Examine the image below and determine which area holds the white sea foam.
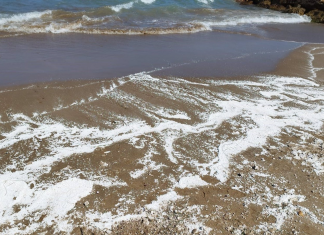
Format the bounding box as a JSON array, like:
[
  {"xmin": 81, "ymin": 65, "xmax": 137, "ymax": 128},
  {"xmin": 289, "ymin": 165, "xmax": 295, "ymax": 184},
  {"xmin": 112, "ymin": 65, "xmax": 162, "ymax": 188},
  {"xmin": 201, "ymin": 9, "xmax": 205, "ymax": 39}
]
[
  {"xmin": 45, "ymin": 22, "xmax": 83, "ymax": 33},
  {"xmin": 0, "ymin": 6, "xmax": 312, "ymax": 37},
  {"xmin": 140, "ymin": 0, "xmax": 156, "ymax": 4},
  {"xmin": 0, "ymin": 178, "xmax": 93, "ymax": 233},
  {"xmin": 197, "ymin": 0, "xmax": 214, "ymax": 4},
  {"xmin": 199, "ymin": 14, "xmax": 311, "ymax": 29},
  {"xmin": 146, "ymin": 191, "xmax": 182, "ymax": 211},
  {"xmin": 176, "ymin": 175, "xmax": 208, "ymax": 188},
  {"xmin": 111, "ymin": 2, "xmax": 134, "ymax": 12},
  {"xmin": 0, "ymin": 10, "xmax": 52, "ymax": 25}
]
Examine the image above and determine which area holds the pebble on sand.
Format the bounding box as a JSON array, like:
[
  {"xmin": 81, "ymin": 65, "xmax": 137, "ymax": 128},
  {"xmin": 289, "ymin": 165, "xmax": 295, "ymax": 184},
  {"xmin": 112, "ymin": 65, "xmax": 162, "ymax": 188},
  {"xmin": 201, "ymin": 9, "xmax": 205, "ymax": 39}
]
[{"xmin": 297, "ymin": 211, "xmax": 304, "ymax": 216}]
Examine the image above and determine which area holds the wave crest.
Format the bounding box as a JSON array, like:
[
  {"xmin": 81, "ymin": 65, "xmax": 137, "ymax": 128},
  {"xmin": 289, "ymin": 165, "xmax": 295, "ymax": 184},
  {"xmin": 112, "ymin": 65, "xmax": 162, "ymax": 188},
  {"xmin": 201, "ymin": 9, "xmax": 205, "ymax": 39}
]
[
  {"xmin": 0, "ymin": 7, "xmax": 312, "ymax": 37},
  {"xmin": 198, "ymin": 14, "xmax": 311, "ymax": 28},
  {"xmin": 0, "ymin": 10, "xmax": 52, "ymax": 24}
]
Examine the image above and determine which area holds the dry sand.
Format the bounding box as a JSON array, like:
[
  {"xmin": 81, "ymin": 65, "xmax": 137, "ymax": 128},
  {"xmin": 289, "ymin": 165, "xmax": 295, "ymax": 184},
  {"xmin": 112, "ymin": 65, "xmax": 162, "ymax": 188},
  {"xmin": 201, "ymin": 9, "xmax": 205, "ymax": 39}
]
[{"xmin": 0, "ymin": 43, "xmax": 323, "ymax": 235}]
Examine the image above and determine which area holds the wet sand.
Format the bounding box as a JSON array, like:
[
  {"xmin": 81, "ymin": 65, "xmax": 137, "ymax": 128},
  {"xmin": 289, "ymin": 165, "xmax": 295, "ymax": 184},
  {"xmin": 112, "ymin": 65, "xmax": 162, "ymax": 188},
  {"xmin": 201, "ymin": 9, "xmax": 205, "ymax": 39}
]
[{"xmin": 0, "ymin": 30, "xmax": 324, "ymax": 235}]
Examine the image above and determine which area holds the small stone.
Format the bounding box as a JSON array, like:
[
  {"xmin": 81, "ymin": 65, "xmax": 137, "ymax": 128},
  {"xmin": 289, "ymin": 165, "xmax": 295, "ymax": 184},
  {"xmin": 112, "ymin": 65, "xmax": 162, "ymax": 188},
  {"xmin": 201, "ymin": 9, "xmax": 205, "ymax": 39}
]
[
  {"xmin": 269, "ymin": 228, "xmax": 275, "ymax": 233},
  {"xmin": 297, "ymin": 211, "xmax": 304, "ymax": 216},
  {"xmin": 96, "ymin": 191, "xmax": 99, "ymax": 194},
  {"xmin": 252, "ymin": 164, "xmax": 258, "ymax": 170},
  {"xmin": 83, "ymin": 201, "xmax": 89, "ymax": 207}
]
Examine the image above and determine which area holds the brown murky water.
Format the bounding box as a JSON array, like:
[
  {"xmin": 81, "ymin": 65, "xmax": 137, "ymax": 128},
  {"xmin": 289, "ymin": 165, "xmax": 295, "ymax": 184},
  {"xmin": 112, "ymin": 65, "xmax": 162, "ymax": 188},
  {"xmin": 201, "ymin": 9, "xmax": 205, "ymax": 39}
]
[{"xmin": 0, "ymin": 30, "xmax": 301, "ymax": 87}]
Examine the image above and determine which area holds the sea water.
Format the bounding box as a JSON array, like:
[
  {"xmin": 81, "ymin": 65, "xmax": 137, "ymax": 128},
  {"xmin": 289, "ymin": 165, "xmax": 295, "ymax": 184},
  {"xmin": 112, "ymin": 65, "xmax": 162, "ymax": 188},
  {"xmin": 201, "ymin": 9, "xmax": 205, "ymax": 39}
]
[{"xmin": 0, "ymin": 0, "xmax": 311, "ymax": 36}]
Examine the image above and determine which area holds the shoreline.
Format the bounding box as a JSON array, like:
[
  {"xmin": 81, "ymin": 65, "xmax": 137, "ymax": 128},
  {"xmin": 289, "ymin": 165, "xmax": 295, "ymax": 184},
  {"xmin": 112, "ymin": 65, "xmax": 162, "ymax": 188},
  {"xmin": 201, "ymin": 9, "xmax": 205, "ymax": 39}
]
[{"xmin": 0, "ymin": 28, "xmax": 312, "ymax": 88}]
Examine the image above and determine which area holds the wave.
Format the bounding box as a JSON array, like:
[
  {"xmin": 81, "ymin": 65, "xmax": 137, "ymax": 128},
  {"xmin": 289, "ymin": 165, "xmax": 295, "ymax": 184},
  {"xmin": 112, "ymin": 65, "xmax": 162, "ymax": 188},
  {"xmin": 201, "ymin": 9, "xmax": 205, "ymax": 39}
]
[
  {"xmin": 0, "ymin": 7, "xmax": 312, "ymax": 37},
  {"xmin": 109, "ymin": 0, "xmax": 156, "ymax": 12},
  {"xmin": 0, "ymin": 23, "xmax": 206, "ymax": 35},
  {"xmin": 197, "ymin": 0, "xmax": 214, "ymax": 4},
  {"xmin": 199, "ymin": 14, "xmax": 311, "ymax": 28},
  {"xmin": 0, "ymin": 10, "xmax": 52, "ymax": 25},
  {"xmin": 140, "ymin": 0, "xmax": 156, "ymax": 4},
  {"xmin": 110, "ymin": 2, "xmax": 135, "ymax": 12}
]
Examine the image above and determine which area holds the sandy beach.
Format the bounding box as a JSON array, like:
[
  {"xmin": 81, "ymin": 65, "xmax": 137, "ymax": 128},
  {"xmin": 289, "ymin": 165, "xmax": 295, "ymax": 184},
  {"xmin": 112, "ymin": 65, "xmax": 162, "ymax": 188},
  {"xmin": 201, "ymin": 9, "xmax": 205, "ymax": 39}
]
[{"xmin": 0, "ymin": 25, "xmax": 323, "ymax": 235}]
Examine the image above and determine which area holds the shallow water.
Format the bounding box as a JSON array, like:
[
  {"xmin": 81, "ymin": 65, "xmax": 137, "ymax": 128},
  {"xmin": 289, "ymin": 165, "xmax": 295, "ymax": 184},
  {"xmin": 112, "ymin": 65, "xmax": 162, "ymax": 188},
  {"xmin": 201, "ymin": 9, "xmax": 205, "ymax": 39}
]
[
  {"xmin": 0, "ymin": 0, "xmax": 321, "ymax": 87},
  {"xmin": 0, "ymin": 31, "xmax": 302, "ymax": 86}
]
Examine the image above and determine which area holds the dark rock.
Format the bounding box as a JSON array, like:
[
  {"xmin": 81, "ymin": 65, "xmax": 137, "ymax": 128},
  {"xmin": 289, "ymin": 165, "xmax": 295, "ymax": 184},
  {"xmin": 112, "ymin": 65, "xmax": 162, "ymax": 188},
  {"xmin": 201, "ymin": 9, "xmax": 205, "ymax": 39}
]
[
  {"xmin": 307, "ymin": 9, "xmax": 324, "ymax": 22},
  {"xmin": 236, "ymin": 0, "xmax": 253, "ymax": 5},
  {"xmin": 283, "ymin": 5, "xmax": 306, "ymax": 15},
  {"xmin": 269, "ymin": 4, "xmax": 287, "ymax": 11},
  {"xmin": 257, "ymin": 0, "xmax": 272, "ymax": 8},
  {"xmin": 241, "ymin": 0, "xmax": 324, "ymax": 24},
  {"xmin": 242, "ymin": 1, "xmax": 254, "ymax": 5}
]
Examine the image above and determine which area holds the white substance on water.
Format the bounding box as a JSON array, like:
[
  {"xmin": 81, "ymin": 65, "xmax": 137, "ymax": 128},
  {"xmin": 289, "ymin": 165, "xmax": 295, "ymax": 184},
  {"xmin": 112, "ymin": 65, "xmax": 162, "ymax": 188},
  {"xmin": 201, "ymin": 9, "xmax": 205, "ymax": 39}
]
[
  {"xmin": 111, "ymin": 2, "xmax": 134, "ymax": 12},
  {"xmin": 199, "ymin": 13, "xmax": 311, "ymax": 29}
]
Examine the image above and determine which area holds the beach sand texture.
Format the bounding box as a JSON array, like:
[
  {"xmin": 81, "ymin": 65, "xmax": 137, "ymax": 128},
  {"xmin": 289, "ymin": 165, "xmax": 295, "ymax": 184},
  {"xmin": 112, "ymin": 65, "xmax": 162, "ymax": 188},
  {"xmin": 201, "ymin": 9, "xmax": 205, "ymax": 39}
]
[
  {"xmin": 0, "ymin": 41, "xmax": 323, "ymax": 234},
  {"xmin": 0, "ymin": 1, "xmax": 324, "ymax": 234}
]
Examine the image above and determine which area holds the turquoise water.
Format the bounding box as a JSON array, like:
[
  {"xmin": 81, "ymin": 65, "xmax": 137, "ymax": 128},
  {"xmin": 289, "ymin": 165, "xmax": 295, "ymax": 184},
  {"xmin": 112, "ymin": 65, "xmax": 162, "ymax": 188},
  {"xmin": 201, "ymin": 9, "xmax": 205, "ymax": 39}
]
[
  {"xmin": 0, "ymin": 0, "xmax": 245, "ymax": 13},
  {"xmin": 0, "ymin": 0, "xmax": 311, "ymax": 36}
]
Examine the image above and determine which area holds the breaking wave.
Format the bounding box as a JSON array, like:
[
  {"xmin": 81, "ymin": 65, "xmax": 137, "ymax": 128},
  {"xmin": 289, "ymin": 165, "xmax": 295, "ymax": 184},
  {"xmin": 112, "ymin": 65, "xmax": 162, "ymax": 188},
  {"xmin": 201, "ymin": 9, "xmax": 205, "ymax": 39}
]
[
  {"xmin": 0, "ymin": 5, "xmax": 311, "ymax": 37},
  {"xmin": 199, "ymin": 14, "xmax": 311, "ymax": 28}
]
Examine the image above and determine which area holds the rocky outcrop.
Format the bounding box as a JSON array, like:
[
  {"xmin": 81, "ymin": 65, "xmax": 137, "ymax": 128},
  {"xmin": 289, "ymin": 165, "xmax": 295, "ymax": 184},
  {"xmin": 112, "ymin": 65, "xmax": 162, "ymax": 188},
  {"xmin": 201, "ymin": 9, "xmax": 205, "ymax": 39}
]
[
  {"xmin": 237, "ymin": 0, "xmax": 324, "ymax": 23},
  {"xmin": 307, "ymin": 9, "xmax": 324, "ymax": 22}
]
